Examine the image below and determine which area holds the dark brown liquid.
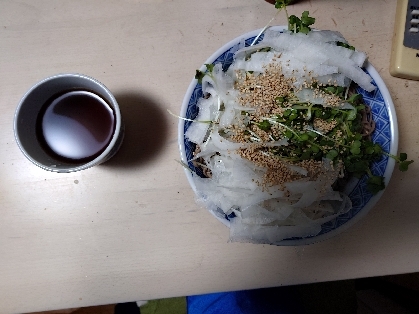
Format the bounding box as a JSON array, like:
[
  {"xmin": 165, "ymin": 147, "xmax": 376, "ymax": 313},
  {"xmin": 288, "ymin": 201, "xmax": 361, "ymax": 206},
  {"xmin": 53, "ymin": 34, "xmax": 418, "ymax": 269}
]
[{"xmin": 37, "ymin": 90, "xmax": 115, "ymax": 163}]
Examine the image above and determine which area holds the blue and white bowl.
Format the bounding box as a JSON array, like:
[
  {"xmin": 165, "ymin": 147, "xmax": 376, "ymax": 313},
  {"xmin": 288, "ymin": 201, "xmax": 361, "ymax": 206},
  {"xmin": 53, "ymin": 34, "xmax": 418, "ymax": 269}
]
[{"xmin": 178, "ymin": 26, "xmax": 398, "ymax": 245}]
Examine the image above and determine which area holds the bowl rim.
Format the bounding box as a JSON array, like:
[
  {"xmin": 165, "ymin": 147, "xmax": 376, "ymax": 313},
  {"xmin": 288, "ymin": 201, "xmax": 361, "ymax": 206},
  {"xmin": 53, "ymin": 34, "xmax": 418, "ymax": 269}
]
[{"xmin": 178, "ymin": 26, "xmax": 398, "ymax": 246}]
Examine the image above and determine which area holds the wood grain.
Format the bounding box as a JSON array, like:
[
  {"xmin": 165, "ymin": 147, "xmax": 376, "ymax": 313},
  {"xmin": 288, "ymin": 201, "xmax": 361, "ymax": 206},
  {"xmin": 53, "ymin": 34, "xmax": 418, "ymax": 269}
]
[{"xmin": 1, "ymin": 0, "xmax": 419, "ymax": 313}]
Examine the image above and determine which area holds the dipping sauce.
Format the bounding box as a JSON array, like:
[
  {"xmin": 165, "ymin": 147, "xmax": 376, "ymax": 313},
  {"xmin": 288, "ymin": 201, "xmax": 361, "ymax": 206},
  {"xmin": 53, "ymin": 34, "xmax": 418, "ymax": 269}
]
[{"xmin": 37, "ymin": 90, "xmax": 115, "ymax": 162}]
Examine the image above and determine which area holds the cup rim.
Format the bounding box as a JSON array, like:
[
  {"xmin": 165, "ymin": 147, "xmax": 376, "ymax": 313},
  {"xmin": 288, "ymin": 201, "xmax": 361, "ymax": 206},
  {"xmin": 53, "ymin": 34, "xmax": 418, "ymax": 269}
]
[{"xmin": 13, "ymin": 73, "xmax": 123, "ymax": 172}]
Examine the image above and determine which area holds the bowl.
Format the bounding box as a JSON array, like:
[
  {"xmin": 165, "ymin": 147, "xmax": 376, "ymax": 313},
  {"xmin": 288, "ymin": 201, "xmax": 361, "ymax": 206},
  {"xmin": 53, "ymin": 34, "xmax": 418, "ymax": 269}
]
[{"xmin": 178, "ymin": 26, "xmax": 398, "ymax": 245}]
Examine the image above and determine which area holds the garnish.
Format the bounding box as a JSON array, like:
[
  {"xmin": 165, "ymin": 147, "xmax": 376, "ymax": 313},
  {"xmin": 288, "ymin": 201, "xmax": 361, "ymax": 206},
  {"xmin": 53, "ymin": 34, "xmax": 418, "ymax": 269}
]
[
  {"xmin": 384, "ymin": 152, "xmax": 414, "ymax": 172},
  {"xmin": 255, "ymin": 87, "xmax": 411, "ymax": 194},
  {"xmin": 288, "ymin": 11, "xmax": 316, "ymax": 34},
  {"xmin": 274, "ymin": 0, "xmax": 293, "ymax": 10},
  {"xmin": 337, "ymin": 41, "xmax": 356, "ymax": 51},
  {"xmin": 251, "ymin": 1, "xmax": 315, "ymax": 45},
  {"xmin": 195, "ymin": 64, "xmax": 215, "ymax": 84}
]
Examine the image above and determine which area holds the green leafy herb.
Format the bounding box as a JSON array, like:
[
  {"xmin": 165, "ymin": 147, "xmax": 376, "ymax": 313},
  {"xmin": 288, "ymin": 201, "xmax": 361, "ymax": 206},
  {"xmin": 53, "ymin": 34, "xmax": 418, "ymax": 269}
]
[
  {"xmin": 383, "ymin": 152, "xmax": 414, "ymax": 172},
  {"xmin": 366, "ymin": 175, "xmax": 385, "ymax": 194},
  {"xmin": 288, "ymin": 11, "xmax": 315, "ymax": 34},
  {"xmin": 205, "ymin": 63, "xmax": 214, "ymax": 72},
  {"xmin": 347, "ymin": 93, "xmax": 362, "ymax": 104},
  {"xmin": 326, "ymin": 149, "xmax": 339, "ymax": 160},
  {"xmin": 264, "ymin": 90, "xmax": 414, "ymax": 194},
  {"xmin": 195, "ymin": 64, "xmax": 215, "ymax": 84},
  {"xmin": 274, "ymin": 0, "xmax": 293, "ymax": 9},
  {"xmin": 252, "ymin": 2, "xmax": 314, "ymax": 47},
  {"xmin": 275, "ymin": 96, "xmax": 287, "ymax": 104},
  {"xmin": 337, "ymin": 41, "xmax": 355, "ymax": 51},
  {"xmin": 257, "ymin": 120, "xmax": 272, "ymax": 131},
  {"xmin": 195, "ymin": 70, "xmax": 205, "ymax": 84},
  {"xmin": 350, "ymin": 140, "xmax": 361, "ymax": 155}
]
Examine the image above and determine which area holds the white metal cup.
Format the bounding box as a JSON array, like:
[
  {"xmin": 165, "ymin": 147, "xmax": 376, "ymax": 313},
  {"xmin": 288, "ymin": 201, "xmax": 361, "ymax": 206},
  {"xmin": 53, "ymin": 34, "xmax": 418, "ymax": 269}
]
[{"xmin": 13, "ymin": 73, "xmax": 124, "ymax": 172}]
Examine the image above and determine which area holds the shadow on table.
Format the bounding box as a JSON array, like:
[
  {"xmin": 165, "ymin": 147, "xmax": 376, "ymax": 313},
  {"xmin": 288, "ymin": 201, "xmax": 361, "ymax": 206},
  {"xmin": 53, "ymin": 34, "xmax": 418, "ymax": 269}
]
[{"xmin": 102, "ymin": 92, "xmax": 169, "ymax": 169}]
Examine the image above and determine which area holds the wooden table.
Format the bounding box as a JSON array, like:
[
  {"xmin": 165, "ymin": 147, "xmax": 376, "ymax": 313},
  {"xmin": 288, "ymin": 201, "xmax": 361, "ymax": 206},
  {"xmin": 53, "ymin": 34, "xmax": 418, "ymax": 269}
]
[{"xmin": 1, "ymin": 0, "xmax": 419, "ymax": 313}]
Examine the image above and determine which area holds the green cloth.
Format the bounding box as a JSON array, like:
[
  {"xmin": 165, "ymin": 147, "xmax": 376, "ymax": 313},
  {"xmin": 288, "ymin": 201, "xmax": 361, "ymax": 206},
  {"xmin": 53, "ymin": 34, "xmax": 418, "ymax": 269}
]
[{"xmin": 140, "ymin": 297, "xmax": 186, "ymax": 314}]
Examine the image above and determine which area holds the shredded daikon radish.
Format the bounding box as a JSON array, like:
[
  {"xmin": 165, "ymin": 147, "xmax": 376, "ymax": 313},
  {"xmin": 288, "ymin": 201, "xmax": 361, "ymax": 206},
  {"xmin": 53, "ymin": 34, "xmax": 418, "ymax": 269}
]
[{"xmin": 187, "ymin": 29, "xmax": 379, "ymax": 245}]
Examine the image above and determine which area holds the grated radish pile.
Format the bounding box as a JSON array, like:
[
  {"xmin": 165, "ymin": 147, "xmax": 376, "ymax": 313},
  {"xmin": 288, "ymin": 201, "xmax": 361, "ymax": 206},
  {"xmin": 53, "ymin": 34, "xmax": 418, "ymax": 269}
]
[{"xmin": 185, "ymin": 29, "xmax": 375, "ymax": 244}]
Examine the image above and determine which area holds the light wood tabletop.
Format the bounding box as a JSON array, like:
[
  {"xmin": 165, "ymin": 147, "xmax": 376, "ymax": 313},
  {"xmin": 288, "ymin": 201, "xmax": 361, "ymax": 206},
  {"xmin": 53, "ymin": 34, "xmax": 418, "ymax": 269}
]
[{"xmin": 1, "ymin": 0, "xmax": 419, "ymax": 313}]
